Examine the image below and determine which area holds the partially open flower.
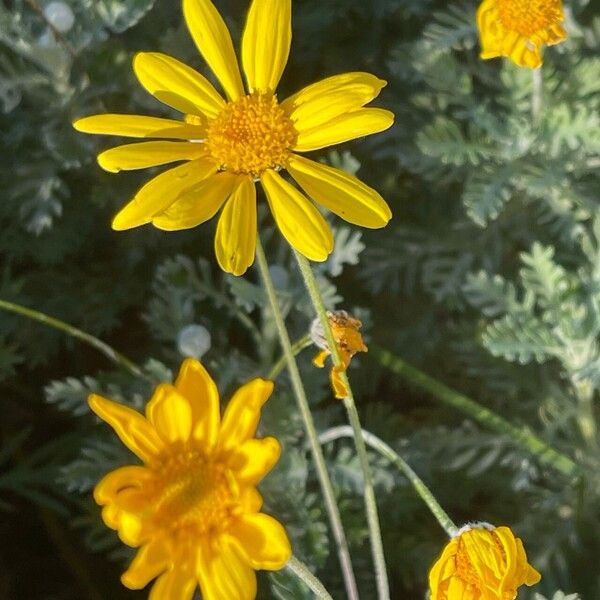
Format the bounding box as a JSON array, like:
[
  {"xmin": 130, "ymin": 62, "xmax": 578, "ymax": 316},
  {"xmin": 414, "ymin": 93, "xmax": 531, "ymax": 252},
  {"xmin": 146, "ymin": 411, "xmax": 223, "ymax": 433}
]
[
  {"xmin": 477, "ymin": 0, "xmax": 567, "ymax": 68},
  {"xmin": 89, "ymin": 358, "xmax": 291, "ymax": 600},
  {"xmin": 429, "ymin": 522, "xmax": 541, "ymax": 599},
  {"xmin": 311, "ymin": 310, "xmax": 367, "ymax": 399}
]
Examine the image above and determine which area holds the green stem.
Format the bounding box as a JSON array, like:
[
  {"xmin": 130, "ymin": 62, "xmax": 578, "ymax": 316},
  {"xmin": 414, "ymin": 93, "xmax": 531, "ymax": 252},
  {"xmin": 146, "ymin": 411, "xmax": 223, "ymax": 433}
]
[
  {"xmin": 320, "ymin": 426, "xmax": 458, "ymax": 538},
  {"xmin": 286, "ymin": 556, "xmax": 334, "ymax": 600},
  {"xmin": 531, "ymin": 68, "xmax": 542, "ymax": 123},
  {"xmin": 293, "ymin": 252, "xmax": 390, "ymax": 600},
  {"xmin": 268, "ymin": 334, "xmax": 312, "ymax": 380},
  {"xmin": 372, "ymin": 345, "xmax": 581, "ymax": 479},
  {"xmin": 0, "ymin": 299, "xmax": 149, "ymax": 381},
  {"xmin": 255, "ymin": 240, "xmax": 359, "ymax": 600}
]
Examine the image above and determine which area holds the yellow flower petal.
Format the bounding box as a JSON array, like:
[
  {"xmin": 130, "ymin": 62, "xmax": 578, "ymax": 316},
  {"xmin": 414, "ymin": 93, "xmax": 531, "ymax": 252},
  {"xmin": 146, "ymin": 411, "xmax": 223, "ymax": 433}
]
[
  {"xmin": 260, "ymin": 169, "xmax": 333, "ymax": 261},
  {"xmin": 227, "ymin": 437, "xmax": 281, "ymax": 485},
  {"xmin": 214, "ymin": 176, "xmax": 257, "ymax": 276},
  {"xmin": 293, "ymin": 108, "xmax": 394, "ymax": 152},
  {"xmin": 97, "ymin": 141, "xmax": 206, "ymax": 173},
  {"xmin": 287, "ymin": 154, "xmax": 391, "ymax": 228},
  {"xmin": 94, "ymin": 465, "xmax": 153, "ymax": 506},
  {"xmin": 152, "ymin": 171, "xmax": 237, "ymax": 231},
  {"xmin": 112, "ymin": 158, "xmax": 217, "ymax": 230},
  {"xmin": 121, "ymin": 540, "xmax": 171, "ymax": 590},
  {"xmin": 148, "ymin": 568, "xmax": 196, "ymax": 600},
  {"xmin": 241, "ymin": 0, "xmax": 291, "ymax": 93},
  {"xmin": 281, "ymin": 72, "xmax": 387, "ymax": 132},
  {"xmin": 114, "ymin": 510, "xmax": 145, "ymax": 546},
  {"xmin": 174, "ymin": 358, "xmax": 221, "ymax": 448},
  {"xmin": 73, "ymin": 114, "xmax": 203, "ymax": 139},
  {"xmin": 239, "ymin": 487, "xmax": 263, "ymax": 513},
  {"xmin": 218, "ymin": 379, "xmax": 274, "ymax": 451},
  {"xmin": 183, "ymin": 0, "xmax": 244, "ymax": 101},
  {"xmin": 88, "ymin": 394, "xmax": 163, "ymax": 461},
  {"xmin": 228, "ymin": 513, "xmax": 291, "ymax": 570},
  {"xmin": 196, "ymin": 538, "xmax": 257, "ymax": 600},
  {"xmin": 133, "ymin": 52, "xmax": 225, "ymax": 117},
  {"xmin": 145, "ymin": 384, "xmax": 193, "ymax": 444}
]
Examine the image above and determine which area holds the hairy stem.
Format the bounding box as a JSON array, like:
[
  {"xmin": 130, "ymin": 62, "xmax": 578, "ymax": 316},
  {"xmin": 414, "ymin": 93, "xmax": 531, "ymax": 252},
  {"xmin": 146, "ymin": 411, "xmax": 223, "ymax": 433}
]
[
  {"xmin": 0, "ymin": 299, "xmax": 148, "ymax": 381},
  {"xmin": 286, "ymin": 556, "xmax": 334, "ymax": 600},
  {"xmin": 268, "ymin": 334, "xmax": 312, "ymax": 380},
  {"xmin": 373, "ymin": 345, "xmax": 581, "ymax": 478},
  {"xmin": 320, "ymin": 426, "xmax": 458, "ymax": 538},
  {"xmin": 294, "ymin": 252, "xmax": 390, "ymax": 600},
  {"xmin": 255, "ymin": 240, "xmax": 359, "ymax": 600}
]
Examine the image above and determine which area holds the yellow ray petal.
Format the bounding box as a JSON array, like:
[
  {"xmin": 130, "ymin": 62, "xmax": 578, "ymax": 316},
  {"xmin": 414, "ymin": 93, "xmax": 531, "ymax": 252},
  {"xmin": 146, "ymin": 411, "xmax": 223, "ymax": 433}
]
[
  {"xmin": 152, "ymin": 171, "xmax": 237, "ymax": 231},
  {"xmin": 228, "ymin": 513, "xmax": 291, "ymax": 570},
  {"xmin": 241, "ymin": 0, "xmax": 291, "ymax": 93},
  {"xmin": 196, "ymin": 538, "xmax": 257, "ymax": 600},
  {"xmin": 287, "ymin": 154, "xmax": 391, "ymax": 228},
  {"xmin": 121, "ymin": 540, "xmax": 171, "ymax": 590},
  {"xmin": 281, "ymin": 72, "xmax": 387, "ymax": 132},
  {"xmin": 88, "ymin": 394, "xmax": 163, "ymax": 461},
  {"xmin": 73, "ymin": 114, "xmax": 203, "ymax": 139},
  {"xmin": 218, "ymin": 379, "xmax": 274, "ymax": 451},
  {"xmin": 183, "ymin": 0, "xmax": 244, "ymax": 101},
  {"xmin": 98, "ymin": 141, "xmax": 206, "ymax": 173},
  {"xmin": 133, "ymin": 52, "xmax": 225, "ymax": 118},
  {"xmin": 148, "ymin": 568, "xmax": 196, "ymax": 600},
  {"xmin": 145, "ymin": 384, "xmax": 193, "ymax": 444},
  {"xmin": 293, "ymin": 108, "xmax": 394, "ymax": 152},
  {"xmin": 94, "ymin": 465, "xmax": 153, "ymax": 506},
  {"xmin": 226, "ymin": 437, "xmax": 281, "ymax": 485},
  {"xmin": 174, "ymin": 358, "xmax": 221, "ymax": 448},
  {"xmin": 214, "ymin": 176, "xmax": 257, "ymax": 276},
  {"xmin": 112, "ymin": 157, "xmax": 217, "ymax": 230},
  {"xmin": 260, "ymin": 169, "xmax": 333, "ymax": 261}
]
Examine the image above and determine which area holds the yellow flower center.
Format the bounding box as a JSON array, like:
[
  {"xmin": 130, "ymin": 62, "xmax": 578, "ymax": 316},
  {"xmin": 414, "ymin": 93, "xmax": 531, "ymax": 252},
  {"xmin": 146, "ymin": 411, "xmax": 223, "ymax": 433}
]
[
  {"xmin": 205, "ymin": 93, "xmax": 297, "ymax": 177},
  {"xmin": 153, "ymin": 451, "xmax": 237, "ymax": 536},
  {"xmin": 496, "ymin": 0, "xmax": 562, "ymax": 37}
]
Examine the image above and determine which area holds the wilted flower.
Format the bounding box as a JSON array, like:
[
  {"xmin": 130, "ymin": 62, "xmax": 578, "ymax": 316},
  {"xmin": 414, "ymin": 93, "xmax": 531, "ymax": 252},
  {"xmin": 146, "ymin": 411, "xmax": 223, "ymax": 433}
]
[
  {"xmin": 311, "ymin": 310, "xmax": 367, "ymax": 399},
  {"xmin": 89, "ymin": 358, "xmax": 291, "ymax": 599},
  {"xmin": 429, "ymin": 522, "xmax": 541, "ymax": 599},
  {"xmin": 74, "ymin": 0, "xmax": 393, "ymax": 275},
  {"xmin": 477, "ymin": 0, "xmax": 566, "ymax": 68}
]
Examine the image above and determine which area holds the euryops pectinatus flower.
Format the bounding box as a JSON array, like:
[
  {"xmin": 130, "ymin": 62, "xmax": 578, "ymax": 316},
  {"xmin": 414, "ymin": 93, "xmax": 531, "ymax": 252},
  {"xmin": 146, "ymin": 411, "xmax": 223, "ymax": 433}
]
[
  {"xmin": 429, "ymin": 523, "xmax": 541, "ymax": 599},
  {"xmin": 89, "ymin": 358, "xmax": 291, "ymax": 599},
  {"xmin": 74, "ymin": 0, "xmax": 393, "ymax": 275},
  {"xmin": 477, "ymin": 0, "xmax": 566, "ymax": 68}
]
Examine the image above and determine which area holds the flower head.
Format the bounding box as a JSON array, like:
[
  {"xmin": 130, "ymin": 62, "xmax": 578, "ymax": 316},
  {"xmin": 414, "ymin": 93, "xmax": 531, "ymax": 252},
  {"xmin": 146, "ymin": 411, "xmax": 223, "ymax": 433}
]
[
  {"xmin": 74, "ymin": 0, "xmax": 394, "ymax": 275},
  {"xmin": 429, "ymin": 522, "xmax": 541, "ymax": 599},
  {"xmin": 89, "ymin": 358, "xmax": 291, "ymax": 599},
  {"xmin": 477, "ymin": 0, "xmax": 566, "ymax": 68},
  {"xmin": 311, "ymin": 310, "xmax": 367, "ymax": 399}
]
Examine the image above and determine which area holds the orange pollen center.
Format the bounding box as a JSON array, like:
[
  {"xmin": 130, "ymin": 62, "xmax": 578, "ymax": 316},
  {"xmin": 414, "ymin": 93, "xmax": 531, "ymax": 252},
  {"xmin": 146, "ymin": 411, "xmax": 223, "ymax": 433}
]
[
  {"xmin": 206, "ymin": 93, "xmax": 297, "ymax": 177},
  {"xmin": 496, "ymin": 0, "xmax": 562, "ymax": 37},
  {"xmin": 152, "ymin": 451, "xmax": 237, "ymax": 536}
]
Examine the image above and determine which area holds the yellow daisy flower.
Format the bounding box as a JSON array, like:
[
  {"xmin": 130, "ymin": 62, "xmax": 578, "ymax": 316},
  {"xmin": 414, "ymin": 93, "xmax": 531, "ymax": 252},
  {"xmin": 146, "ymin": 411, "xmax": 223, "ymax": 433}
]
[
  {"xmin": 73, "ymin": 0, "xmax": 394, "ymax": 275},
  {"xmin": 89, "ymin": 358, "xmax": 291, "ymax": 600},
  {"xmin": 429, "ymin": 522, "xmax": 541, "ymax": 599},
  {"xmin": 311, "ymin": 310, "xmax": 367, "ymax": 399},
  {"xmin": 477, "ymin": 0, "xmax": 567, "ymax": 68}
]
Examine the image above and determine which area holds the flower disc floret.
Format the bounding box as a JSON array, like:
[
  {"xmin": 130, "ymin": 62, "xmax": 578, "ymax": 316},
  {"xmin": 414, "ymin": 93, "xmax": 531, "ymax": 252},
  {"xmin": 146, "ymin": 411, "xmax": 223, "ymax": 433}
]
[
  {"xmin": 206, "ymin": 93, "xmax": 297, "ymax": 176},
  {"xmin": 497, "ymin": 0, "xmax": 562, "ymax": 37}
]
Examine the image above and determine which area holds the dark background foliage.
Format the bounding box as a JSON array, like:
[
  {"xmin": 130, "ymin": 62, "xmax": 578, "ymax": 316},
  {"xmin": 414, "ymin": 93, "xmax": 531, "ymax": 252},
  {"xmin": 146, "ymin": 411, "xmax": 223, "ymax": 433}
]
[{"xmin": 0, "ymin": 0, "xmax": 598, "ymax": 598}]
